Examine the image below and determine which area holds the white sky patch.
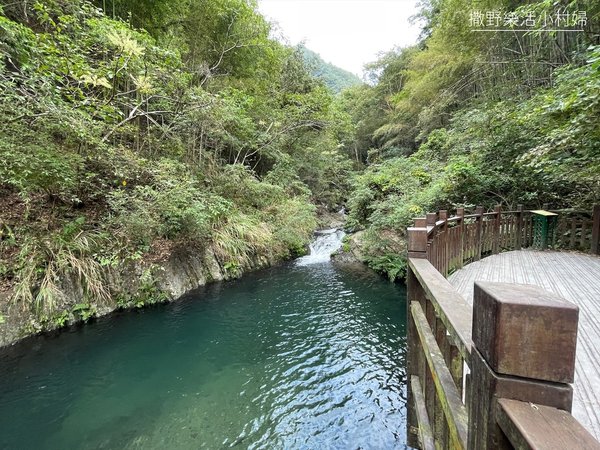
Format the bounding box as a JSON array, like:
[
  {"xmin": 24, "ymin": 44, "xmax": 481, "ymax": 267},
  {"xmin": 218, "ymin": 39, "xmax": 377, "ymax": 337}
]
[{"xmin": 258, "ymin": 0, "xmax": 422, "ymax": 77}]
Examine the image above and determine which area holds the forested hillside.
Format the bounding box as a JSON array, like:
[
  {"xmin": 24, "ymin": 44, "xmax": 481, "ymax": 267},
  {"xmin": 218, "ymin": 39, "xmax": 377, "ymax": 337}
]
[
  {"xmin": 340, "ymin": 0, "xmax": 600, "ymax": 279},
  {"xmin": 0, "ymin": 0, "xmax": 355, "ymax": 334},
  {"xmin": 300, "ymin": 46, "xmax": 362, "ymax": 93}
]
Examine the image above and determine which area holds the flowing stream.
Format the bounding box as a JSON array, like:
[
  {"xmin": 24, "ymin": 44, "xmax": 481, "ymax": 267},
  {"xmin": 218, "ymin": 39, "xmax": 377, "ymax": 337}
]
[
  {"xmin": 0, "ymin": 230, "xmax": 408, "ymax": 449},
  {"xmin": 295, "ymin": 228, "xmax": 346, "ymax": 266}
]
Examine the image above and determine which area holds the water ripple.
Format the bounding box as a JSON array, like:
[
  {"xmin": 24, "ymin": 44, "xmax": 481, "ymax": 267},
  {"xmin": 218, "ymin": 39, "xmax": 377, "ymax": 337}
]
[{"xmin": 0, "ymin": 262, "xmax": 407, "ymax": 449}]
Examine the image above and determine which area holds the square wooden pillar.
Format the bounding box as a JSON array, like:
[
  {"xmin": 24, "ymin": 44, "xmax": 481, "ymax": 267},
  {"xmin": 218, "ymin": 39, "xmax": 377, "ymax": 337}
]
[{"xmin": 467, "ymin": 282, "xmax": 579, "ymax": 450}]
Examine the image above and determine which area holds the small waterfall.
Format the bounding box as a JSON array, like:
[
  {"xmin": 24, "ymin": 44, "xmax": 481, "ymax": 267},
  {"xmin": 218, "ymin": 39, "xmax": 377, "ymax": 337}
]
[{"xmin": 296, "ymin": 228, "xmax": 346, "ymax": 266}]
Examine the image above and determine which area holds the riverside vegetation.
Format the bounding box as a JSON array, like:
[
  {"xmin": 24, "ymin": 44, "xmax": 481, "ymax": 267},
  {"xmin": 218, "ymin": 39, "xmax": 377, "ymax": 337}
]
[
  {"xmin": 1, "ymin": 0, "xmax": 599, "ymax": 341},
  {"xmin": 0, "ymin": 0, "xmax": 354, "ymax": 342},
  {"xmin": 342, "ymin": 0, "xmax": 600, "ymax": 279}
]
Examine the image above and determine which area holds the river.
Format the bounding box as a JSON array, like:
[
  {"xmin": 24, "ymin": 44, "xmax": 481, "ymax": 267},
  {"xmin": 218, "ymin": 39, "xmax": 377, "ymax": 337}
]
[{"xmin": 0, "ymin": 230, "xmax": 408, "ymax": 449}]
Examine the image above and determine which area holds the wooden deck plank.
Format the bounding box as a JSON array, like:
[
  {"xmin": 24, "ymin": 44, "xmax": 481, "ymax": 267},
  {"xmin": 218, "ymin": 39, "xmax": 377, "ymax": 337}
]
[{"xmin": 448, "ymin": 249, "xmax": 600, "ymax": 440}]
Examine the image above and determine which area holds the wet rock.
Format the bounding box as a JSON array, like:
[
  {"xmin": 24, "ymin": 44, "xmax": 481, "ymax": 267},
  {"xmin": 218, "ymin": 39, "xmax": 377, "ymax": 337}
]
[
  {"xmin": 332, "ymin": 230, "xmax": 366, "ymax": 266},
  {"xmin": 317, "ymin": 210, "xmax": 345, "ymax": 230}
]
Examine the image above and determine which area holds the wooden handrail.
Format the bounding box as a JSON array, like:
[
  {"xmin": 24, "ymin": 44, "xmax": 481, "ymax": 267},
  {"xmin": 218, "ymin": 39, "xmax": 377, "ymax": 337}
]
[
  {"xmin": 408, "ymin": 258, "xmax": 473, "ymax": 361},
  {"xmin": 497, "ymin": 399, "xmax": 600, "ymax": 450},
  {"xmin": 412, "ymin": 301, "xmax": 469, "ymax": 448}
]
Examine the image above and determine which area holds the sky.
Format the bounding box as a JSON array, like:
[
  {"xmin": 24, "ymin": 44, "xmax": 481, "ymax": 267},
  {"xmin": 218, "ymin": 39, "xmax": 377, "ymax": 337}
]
[{"xmin": 258, "ymin": 0, "xmax": 422, "ymax": 77}]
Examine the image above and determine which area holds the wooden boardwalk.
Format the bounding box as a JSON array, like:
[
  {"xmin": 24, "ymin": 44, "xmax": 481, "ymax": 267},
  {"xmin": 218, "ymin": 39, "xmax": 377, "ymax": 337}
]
[{"xmin": 448, "ymin": 249, "xmax": 600, "ymax": 440}]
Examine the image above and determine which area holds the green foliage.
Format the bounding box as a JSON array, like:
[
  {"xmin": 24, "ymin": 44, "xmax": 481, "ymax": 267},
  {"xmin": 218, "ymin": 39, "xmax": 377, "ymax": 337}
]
[
  {"xmin": 92, "ymin": 0, "xmax": 178, "ymax": 35},
  {"xmin": 222, "ymin": 261, "xmax": 241, "ymax": 278},
  {"xmin": 347, "ymin": 155, "xmax": 444, "ymax": 231},
  {"xmin": 12, "ymin": 230, "xmax": 111, "ymax": 317},
  {"xmin": 341, "ymin": 235, "xmax": 351, "ymax": 253},
  {"xmin": 300, "ymin": 46, "xmax": 362, "ymax": 93},
  {"xmin": 0, "ymin": 126, "xmax": 83, "ymax": 200},
  {"xmin": 357, "ymin": 228, "xmax": 408, "ymax": 281},
  {"xmin": 267, "ymin": 198, "xmax": 317, "ymax": 258},
  {"xmin": 52, "ymin": 310, "xmax": 70, "ymax": 327},
  {"xmin": 115, "ymin": 268, "xmax": 167, "ymax": 309},
  {"xmin": 0, "ymin": 0, "xmax": 358, "ymax": 336},
  {"xmin": 339, "ymin": 0, "xmax": 600, "ymax": 280},
  {"xmin": 108, "ymin": 159, "xmax": 233, "ymax": 246},
  {"xmin": 366, "ymin": 253, "xmax": 407, "ymax": 281},
  {"xmin": 72, "ymin": 303, "xmax": 96, "ymax": 322}
]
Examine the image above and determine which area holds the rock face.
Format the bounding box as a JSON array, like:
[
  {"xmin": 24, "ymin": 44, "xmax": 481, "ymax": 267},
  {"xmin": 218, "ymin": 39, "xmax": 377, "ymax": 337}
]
[
  {"xmin": 0, "ymin": 244, "xmax": 277, "ymax": 349},
  {"xmin": 331, "ymin": 230, "xmax": 366, "ymax": 265},
  {"xmin": 316, "ymin": 207, "xmax": 346, "ymax": 230},
  {"xmin": 156, "ymin": 246, "xmax": 273, "ymax": 299},
  {"xmin": 158, "ymin": 247, "xmax": 221, "ymax": 299}
]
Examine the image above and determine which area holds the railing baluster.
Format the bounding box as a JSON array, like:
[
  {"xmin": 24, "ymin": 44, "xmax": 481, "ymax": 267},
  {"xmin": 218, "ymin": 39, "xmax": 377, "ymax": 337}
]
[
  {"xmin": 492, "ymin": 205, "xmax": 501, "ymax": 254},
  {"xmin": 570, "ymin": 218, "xmax": 577, "ymax": 248},
  {"xmin": 559, "ymin": 216, "xmax": 567, "ymax": 248},
  {"xmin": 592, "ymin": 205, "xmax": 600, "ymax": 254},
  {"xmin": 435, "ymin": 316, "xmax": 449, "ymax": 448},
  {"xmin": 475, "ymin": 206, "xmax": 483, "ymax": 261},
  {"xmin": 458, "ymin": 208, "xmax": 465, "ymax": 269},
  {"xmin": 581, "ymin": 219, "xmax": 588, "ymax": 249}
]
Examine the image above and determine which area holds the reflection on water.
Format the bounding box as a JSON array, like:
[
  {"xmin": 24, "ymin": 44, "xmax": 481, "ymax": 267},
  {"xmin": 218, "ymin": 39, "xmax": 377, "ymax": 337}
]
[{"xmin": 0, "ymin": 260, "xmax": 407, "ymax": 449}]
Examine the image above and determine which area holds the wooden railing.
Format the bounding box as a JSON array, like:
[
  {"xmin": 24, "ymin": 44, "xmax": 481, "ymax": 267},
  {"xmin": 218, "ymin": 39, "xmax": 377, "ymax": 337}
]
[
  {"xmin": 409, "ymin": 205, "xmax": 600, "ymax": 277},
  {"xmin": 406, "ymin": 205, "xmax": 600, "ymax": 450}
]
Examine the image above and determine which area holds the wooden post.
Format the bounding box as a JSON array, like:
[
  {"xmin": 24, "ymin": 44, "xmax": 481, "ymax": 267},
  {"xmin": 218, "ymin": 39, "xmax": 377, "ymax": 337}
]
[
  {"xmin": 515, "ymin": 205, "xmax": 523, "ymax": 250},
  {"xmin": 569, "ymin": 218, "xmax": 577, "ymax": 249},
  {"xmin": 426, "ymin": 213, "xmax": 437, "ymax": 227},
  {"xmin": 580, "ymin": 219, "xmax": 588, "ymax": 249},
  {"xmin": 457, "ymin": 208, "xmax": 465, "ymax": 269},
  {"xmin": 592, "ymin": 205, "xmax": 600, "ymax": 255},
  {"xmin": 492, "ymin": 205, "xmax": 501, "ymax": 254},
  {"xmin": 439, "ymin": 210, "xmax": 448, "ymax": 277},
  {"xmin": 467, "ymin": 282, "xmax": 579, "ymax": 450},
  {"xmin": 408, "ymin": 226, "xmax": 429, "ymax": 260},
  {"xmin": 426, "ymin": 212, "xmax": 437, "ymax": 267},
  {"xmin": 414, "ymin": 217, "xmax": 427, "ymax": 227},
  {"xmin": 475, "ymin": 206, "xmax": 484, "ymax": 261}
]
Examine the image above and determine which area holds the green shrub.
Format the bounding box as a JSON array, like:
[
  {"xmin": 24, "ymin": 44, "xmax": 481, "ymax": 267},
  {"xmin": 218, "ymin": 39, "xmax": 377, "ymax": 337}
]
[
  {"xmin": 72, "ymin": 303, "xmax": 96, "ymax": 322},
  {"xmin": 108, "ymin": 159, "xmax": 234, "ymax": 246},
  {"xmin": 267, "ymin": 198, "xmax": 317, "ymax": 257},
  {"xmin": 0, "ymin": 128, "xmax": 83, "ymax": 200},
  {"xmin": 12, "ymin": 231, "xmax": 110, "ymax": 317}
]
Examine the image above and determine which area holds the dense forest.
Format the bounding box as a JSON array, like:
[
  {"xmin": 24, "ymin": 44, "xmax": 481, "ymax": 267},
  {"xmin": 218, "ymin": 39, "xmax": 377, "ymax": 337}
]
[
  {"xmin": 1, "ymin": 0, "xmax": 599, "ymax": 333},
  {"xmin": 0, "ymin": 0, "xmax": 357, "ymax": 333},
  {"xmin": 300, "ymin": 46, "xmax": 362, "ymax": 93},
  {"xmin": 342, "ymin": 0, "xmax": 600, "ymax": 279}
]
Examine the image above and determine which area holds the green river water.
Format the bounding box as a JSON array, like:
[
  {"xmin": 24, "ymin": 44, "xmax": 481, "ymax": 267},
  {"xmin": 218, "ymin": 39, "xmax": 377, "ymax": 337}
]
[{"xmin": 0, "ymin": 251, "xmax": 408, "ymax": 449}]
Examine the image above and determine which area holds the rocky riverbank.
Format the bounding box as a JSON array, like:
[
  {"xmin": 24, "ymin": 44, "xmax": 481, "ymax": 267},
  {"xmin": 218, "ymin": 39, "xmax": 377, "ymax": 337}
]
[
  {"xmin": 0, "ymin": 210, "xmax": 351, "ymax": 349},
  {"xmin": 0, "ymin": 242, "xmax": 280, "ymax": 348}
]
